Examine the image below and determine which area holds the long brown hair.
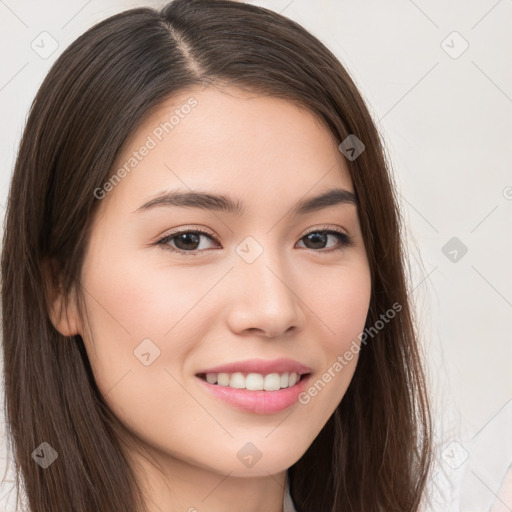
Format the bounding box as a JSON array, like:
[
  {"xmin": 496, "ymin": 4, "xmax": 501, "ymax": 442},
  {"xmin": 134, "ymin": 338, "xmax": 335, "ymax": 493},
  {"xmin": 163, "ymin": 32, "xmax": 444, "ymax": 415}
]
[{"xmin": 1, "ymin": 1, "xmax": 433, "ymax": 510}]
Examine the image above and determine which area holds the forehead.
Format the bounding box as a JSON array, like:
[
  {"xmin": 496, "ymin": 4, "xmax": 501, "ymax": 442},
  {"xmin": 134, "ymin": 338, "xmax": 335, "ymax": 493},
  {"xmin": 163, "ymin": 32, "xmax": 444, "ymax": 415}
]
[{"xmin": 101, "ymin": 85, "xmax": 353, "ymax": 215}]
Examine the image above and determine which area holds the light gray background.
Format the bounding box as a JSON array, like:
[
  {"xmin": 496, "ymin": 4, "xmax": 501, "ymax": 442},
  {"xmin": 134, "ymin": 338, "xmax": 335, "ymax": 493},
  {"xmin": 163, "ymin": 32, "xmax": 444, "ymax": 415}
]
[{"xmin": 1, "ymin": 1, "xmax": 511, "ymax": 510}]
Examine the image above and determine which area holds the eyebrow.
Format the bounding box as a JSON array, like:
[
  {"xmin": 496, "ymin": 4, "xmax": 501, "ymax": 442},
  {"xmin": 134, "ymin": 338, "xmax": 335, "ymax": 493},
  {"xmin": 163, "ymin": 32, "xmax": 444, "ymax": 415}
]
[{"xmin": 134, "ymin": 187, "xmax": 357, "ymax": 216}]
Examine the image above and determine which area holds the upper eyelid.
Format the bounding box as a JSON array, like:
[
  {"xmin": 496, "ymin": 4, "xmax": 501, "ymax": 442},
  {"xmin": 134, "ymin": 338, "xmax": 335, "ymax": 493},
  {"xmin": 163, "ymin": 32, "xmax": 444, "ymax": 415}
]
[
  {"xmin": 156, "ymin": 226, "xmax": 217, "ymax": 242},
  {"xmin": 157, "ymin": 224, "xmax": 350, "ymax": 241}
]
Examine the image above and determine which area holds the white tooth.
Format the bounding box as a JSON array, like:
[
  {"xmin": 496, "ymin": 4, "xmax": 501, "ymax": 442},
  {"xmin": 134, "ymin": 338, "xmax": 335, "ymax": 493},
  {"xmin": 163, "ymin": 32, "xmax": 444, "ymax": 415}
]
[
  {"xmin": 230, "ymin": 372, "xmax": 246, "ymax": 389},
  {"xmin": 217, "ymin": 373, "xmax": 230, "ymax": 386},
  {"xmin": 245, "ymin": 373, "xmax": 264, "ymax": 391},
  {"xmin": 211, "ymin": 371, "xmax": 300, "ymax": 390},
  {"xmin": 206, "ymin": 373, "xmax": 217, "ymax": 384},
  {"xmin": 263, "ymin": 373, "xmax": 281, "ymax": 391}
]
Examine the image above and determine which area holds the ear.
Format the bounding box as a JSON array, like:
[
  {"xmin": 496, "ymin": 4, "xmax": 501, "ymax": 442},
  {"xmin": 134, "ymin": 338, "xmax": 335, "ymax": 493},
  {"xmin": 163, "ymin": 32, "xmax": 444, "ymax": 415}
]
[{"xmin": 43, "ymin": 258, "xmax": 81, "ymax": 337}]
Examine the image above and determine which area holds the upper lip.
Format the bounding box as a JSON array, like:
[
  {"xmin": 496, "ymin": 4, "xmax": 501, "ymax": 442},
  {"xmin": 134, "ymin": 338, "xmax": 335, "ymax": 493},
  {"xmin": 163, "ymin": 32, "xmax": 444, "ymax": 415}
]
[{"xmin": 196, "ymin": 358, "xmax": 311, "ymax": 376}]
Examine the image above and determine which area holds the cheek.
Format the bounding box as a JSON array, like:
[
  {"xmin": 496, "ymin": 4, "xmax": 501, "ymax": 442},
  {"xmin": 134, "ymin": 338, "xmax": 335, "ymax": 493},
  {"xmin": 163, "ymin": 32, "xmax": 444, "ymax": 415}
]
[
  {"xmin": 313, "ymin": 261, "xmax": 372, "ymax": 352},
  {"xmin": 78, "ymin": 243, "xmax": 225, "ymax": 391},
  {"xmin": 299, "ymin": 262, "xmax": 371, "ymax": 411},
  {"xmin": 78, "ymin": 253, "xmax": 211, "ymax": 444},
  {"xmin": 81, "ymin": 239, "xmax": 214, "ymax": 338}
]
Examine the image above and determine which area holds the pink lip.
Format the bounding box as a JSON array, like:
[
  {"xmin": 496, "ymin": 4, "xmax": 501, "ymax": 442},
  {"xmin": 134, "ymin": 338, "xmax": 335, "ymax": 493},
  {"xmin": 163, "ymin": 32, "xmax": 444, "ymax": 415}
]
[
  {"xmin": 196, "ymin": 357, "xmax": 311, "ymax": 376},
  {"xmin": 196, "ymin": 373, "xmax": 312, "ymax": 414}
]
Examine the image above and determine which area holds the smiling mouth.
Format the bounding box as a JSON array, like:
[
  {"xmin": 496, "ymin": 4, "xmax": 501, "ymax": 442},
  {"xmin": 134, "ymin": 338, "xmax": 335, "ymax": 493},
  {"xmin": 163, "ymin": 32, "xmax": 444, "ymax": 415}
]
[{"xmin": 196, "ymin": 371, "xmax": 310, "ymax": 391}]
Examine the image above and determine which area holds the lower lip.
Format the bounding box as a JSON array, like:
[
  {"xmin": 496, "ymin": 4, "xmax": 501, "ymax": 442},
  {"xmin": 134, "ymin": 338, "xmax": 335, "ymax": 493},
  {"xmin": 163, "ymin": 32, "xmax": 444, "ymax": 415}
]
[{"xmin": 196, "ymin": 374, "xmax": 311, "ymax": 414}]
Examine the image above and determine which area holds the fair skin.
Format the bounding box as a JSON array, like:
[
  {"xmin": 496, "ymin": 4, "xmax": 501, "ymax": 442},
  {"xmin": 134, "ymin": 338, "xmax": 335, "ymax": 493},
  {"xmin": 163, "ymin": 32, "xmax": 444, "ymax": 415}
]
[{"xmin": 50, "ymin": 84, "xmax": 372, "ymax": 512}]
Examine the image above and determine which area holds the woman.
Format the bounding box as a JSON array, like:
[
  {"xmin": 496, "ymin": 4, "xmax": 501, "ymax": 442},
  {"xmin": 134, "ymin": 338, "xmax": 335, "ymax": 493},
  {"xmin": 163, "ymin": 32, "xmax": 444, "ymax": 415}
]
[{"xmin": 1, "ymin": 0, "xmax": 433, "ymax": 510}]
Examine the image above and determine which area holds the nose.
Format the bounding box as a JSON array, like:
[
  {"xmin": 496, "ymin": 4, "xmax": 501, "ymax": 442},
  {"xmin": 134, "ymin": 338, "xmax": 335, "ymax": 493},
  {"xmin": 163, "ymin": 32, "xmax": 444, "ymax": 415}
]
[{"xmin": 225, "ymin": 247, "xmax": 305, "ymax": 339}]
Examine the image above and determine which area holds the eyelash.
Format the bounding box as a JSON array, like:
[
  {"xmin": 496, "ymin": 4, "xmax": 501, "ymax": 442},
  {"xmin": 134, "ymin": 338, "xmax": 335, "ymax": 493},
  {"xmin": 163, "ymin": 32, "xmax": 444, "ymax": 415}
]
[{"xmin": 155, "ymin": 225, "xmax": 355, "ymax": 256}]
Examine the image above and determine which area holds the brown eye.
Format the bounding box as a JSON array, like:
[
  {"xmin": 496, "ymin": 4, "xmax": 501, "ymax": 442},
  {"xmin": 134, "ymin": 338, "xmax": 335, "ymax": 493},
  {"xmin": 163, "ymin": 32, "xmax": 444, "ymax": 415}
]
[
  {"xmin": 298, "ymin": 230, "xmax": 354, "ymax": 253},
  {"xmin": 155, "ymin": 227, "xmax": 354, "ymax": 256},
  {"xmin": 157, "ymin": 230, "xmax": 218, "ymax": 254}
]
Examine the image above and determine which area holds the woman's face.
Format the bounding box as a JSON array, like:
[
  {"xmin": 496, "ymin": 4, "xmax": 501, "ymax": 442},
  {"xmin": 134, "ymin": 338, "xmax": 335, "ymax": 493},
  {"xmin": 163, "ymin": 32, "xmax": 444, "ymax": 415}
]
[{"xmin": 63, "ymin": 85, "xmax": 371, "ymax": 478}]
